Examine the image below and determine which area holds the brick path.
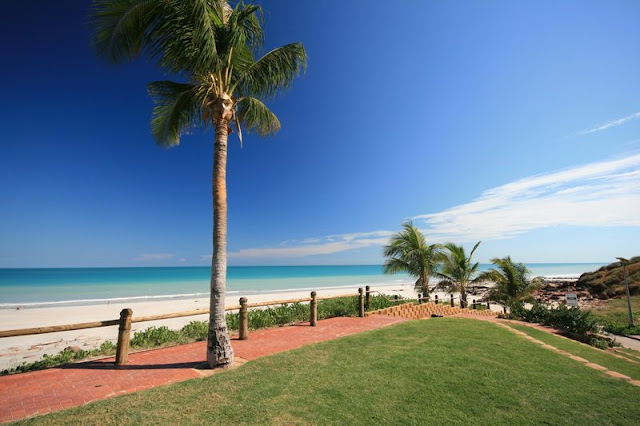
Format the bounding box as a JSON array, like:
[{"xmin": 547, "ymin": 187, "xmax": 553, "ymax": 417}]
[{"xmin": 0, "ymin": 315, "xmax": 406, "ymax": 423}]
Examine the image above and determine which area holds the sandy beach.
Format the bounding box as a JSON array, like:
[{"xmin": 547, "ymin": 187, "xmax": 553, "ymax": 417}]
[{"xmin": 1, "ymin": 283, "xmax": 443, "ymax": 371}]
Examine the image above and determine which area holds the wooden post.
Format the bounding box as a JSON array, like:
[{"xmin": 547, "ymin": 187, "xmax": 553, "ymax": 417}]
[
  {"xmin": 435, "ymin": 295, "xmax": 439, "ymax": 305},
  {"xmin": 358, "ymin": 288, "xmax": 365, "ymax": 317},
  {"xmin": 310, "ymin": 291, "xmax": 317, "ymax": 326},
  {"xmin": 473, "ymin": 299, "xmax": 476, "ymax": 310},
  {"xmin": 418, "ymin": 293, "xmax": 422, "ymax": 304},
  {"xmin": 450, "ymin": 294, "xmax": 454, "ymax": 307},
  {"xmin": 503, "ymin": 305, "xmax": 507, "ymax": 314},
  {"xmin": 487, "ymin": 301, "xmax": 490, "ymax": 310},
  {"xmin": 239, "ymin": 297, "xmax": 249, "ymax": 340},
  {"xmin": 115, "ymin": 308, "xmax": 132, "ymax": 366},
  {"xmin": 365, "ymin": 285, "xmax": 371, "ymax": 311}
]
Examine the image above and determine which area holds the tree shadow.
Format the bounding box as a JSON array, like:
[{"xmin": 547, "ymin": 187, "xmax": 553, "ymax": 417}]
[{"xmin": 58, "ymin": 360, "xmax": 210, "ymax": 371}]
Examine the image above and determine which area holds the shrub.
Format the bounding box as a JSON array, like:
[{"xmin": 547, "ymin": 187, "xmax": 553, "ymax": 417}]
[
  {"xmin": 130, "ymin": 326, "xmax": 183, "ymax": 348},
  {"xmin": 603, "ymin": 323, "xmax": 640, "ymax": 337},
  {"xmin": 507, "ymin": 302, "xmax": 604, "ymax": 347},
  {"xmin": 180, "ymin": 321, "xmax": 209, "ymax": 341}
]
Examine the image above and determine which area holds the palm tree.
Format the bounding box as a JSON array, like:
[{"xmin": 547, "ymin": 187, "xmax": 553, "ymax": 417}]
[
  {"xmin": 90, "ymin": 0, "xmax": 306, "ymax": 367},
  {"xmin": 383, "ymin": 222, "xmax": 440, "ymax": 300},
  {"xmin": 434, "ymin": 242, "xmax": 483, "ymax": 308},
  {"xmin": 478, "ymin": 256, "xmax": 540, "ymax": 308}
]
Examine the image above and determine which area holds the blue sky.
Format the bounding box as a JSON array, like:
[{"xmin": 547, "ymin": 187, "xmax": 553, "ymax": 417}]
[{"xmin": 1, "ymin": 0, "xmax": 639, "ymax": 268}]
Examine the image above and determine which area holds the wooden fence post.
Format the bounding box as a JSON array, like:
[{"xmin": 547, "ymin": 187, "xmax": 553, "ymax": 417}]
[
  {"xmin": 487, "ymin": 301, "xmax": 490, "ymax": 310},
  {"xmin": 310, "ymin": 291, "xmax": 317, "ymax": 326},
  {"xmin": 358, "ymin": 288, "xmax": 365, "ymax": 317},
  {"xmin": 365, "ymin": 286, "xmax": 371, "ymax": 310},
  {"xmin": 239, "ymin": 297, "xmax": 249, "ymax": 340},
  {"xmin": 435, "ymin": 295, "xmax": 438, "ymax": 305},
  {"xmin": 115, "ymin": 308, "xmax": 132, "ymax": 366},
  {"xmin": 450, "ymin": 294, "xmax": 454, "ymax": 307}
]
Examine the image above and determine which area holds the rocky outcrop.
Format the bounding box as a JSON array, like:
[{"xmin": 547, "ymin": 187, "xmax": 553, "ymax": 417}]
[{"xmin": 576, "ymin": 256, "xmax": 640, "ymax": 299}]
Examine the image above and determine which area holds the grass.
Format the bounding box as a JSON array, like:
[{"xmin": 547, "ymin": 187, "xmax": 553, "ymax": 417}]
[
  {"xmin": 589, "ymin": 296, "xmax": 640, "ymax": 336},
  {"xmin": 3, "ymin": 295, "xmax": 406, "ymax": 375},
  {"xmin": 506, "ymin": 322, "xmax": 640, "ymax": 381},
  {"xmin": 20, "ymin": 319, "xmax": 640, "ymax": 425}
]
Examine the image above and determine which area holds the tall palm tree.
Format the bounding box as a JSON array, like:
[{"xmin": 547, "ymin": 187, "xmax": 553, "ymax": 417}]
[
  {"xmin": 90, "ymin": 0, "xmax": 306, "ymax": 367},
  {"xmin": 478, "ymin": 256, "xmax": 539, "ymax": 308},
  {"xmin": 383, "ymin": 222, "xmax": 440, "ymax": 299},
  {"xmin": 435, "ymin": 241, "xmax": 483, "ymax": 308}
]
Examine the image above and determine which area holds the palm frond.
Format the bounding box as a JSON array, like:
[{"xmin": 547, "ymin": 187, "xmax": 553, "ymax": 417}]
[
  {"xmin": 383, "ymin": 258, "xmax": 411, "ymax": 275},
  {"xmin": 147, "ymin": 80, "xmax": 204, "ymax": 147},
  {"xmin": 235, "ymin": 43, "xmax": 307, "ymax": 99},
  {"xmin": 90, "ymin": 0, "xmax": 166, "ymax": 63},
  {"xmin": 236, "ymin": 97, "xmax": 281, "ymax": 136},
  {"xmin": 90, "ymin": 0, "xmax": 224, "ymax": 75}
]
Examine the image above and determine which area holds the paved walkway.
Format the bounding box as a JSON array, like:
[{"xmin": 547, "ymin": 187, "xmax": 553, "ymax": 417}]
[{"xmin": 0, "ymin": 315, "xmax": 406, "ymax": 423}]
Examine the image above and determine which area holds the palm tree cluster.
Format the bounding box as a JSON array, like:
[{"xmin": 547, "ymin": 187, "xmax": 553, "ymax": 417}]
[
  {"xmin": 90, "ymin": 0, "xmax": 306, "ymax": 367},
  {"xmin": 383, "ymin": 222, "xmax": 538, "ymax": 308}
]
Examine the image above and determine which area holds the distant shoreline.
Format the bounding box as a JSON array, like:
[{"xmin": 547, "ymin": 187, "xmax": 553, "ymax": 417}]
[{"xmin": 0, "ymin": 263, "xmax": 603, "ymax": 308}]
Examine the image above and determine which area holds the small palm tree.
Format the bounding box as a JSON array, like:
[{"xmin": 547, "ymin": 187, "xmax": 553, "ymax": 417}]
[
  {"xmin": 91, "ymin": 0, "xmax": 306, "ymax": 367},
  {"xmin": 478, "ymin": 256, "xmax": 540, "ymax": 308},
  {"xmin": 383, "ymin": 222, "xmax": 440, "ymax": 299},
  {"xmin": 435, "ymin": 242, "xmax": 483, "ymax": 308}
]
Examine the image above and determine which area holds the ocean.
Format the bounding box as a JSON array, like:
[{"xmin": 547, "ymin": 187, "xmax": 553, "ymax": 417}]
[{"xmin": 0, "ymin": 263, "xmax": 605, "ymax": 308}]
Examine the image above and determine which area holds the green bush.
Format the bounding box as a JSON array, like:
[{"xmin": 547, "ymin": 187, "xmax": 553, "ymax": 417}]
[
  {"xmin": 603, "ymin": 323, "xmax": 640, "ymax": 337},
  {"xmin": 543, "ymin": 305, "xmax": 598, "ymax": 335},
  {"xmin": 180, "ymin": 321, "xmax": 209, "ymax": 341},
  {"xmin": 507, "ymin": 302, "xmax": 607, "ymax": 347},
  {"xmin": 130, "ymin": 326, "xmax": 183, "ymax": 348}
]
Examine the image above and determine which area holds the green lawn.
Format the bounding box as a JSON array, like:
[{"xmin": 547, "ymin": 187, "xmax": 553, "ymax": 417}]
[
  {"xmin": 506, "ymin": 322, "xmax": 640, "ymax": 381},
  {"xmin": 21, "ymin": 319, "xmax": 640, "ymax": 425},
  {"xmin": 590, "ymin": 296, "xmax": 640, "ymax": 335}
]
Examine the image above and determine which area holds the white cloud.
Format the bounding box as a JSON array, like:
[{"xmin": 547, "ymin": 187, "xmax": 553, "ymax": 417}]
[
  {"xmin": 229, "ymin": 231, "xmax": 393, "ymax": 259},
  {"xmin": 133, "ymin": 253, "xmax": 175, "ymax": 261},
  {"xmin": 228, "ymin": 154, "xmax": 640, "ymax": 260},
  {"xmin": 414, "ymin": 153, "xmax": 640, "ymax": 241},
  {"xmin": 579, "ymin": 111, "xmax": 640, "ymax": 135}
]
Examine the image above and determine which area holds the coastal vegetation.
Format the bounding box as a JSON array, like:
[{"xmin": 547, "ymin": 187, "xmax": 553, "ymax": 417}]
[
  {"xmin": 2, "ymin": 295, "xmax": 403, "ymax": 375},
  {"xmin": 90, "ymin": 0, "xmax": 306, "ymax": 367},
  {"xmin": 590, "ymin": 296, "xmax": 640, "ymax": 336},
  {"xmin": 506, "ymin": 302, "xmax": 610, "ymax": 348},
  {"xmin": 479, "ymin": 256, "xmax": 541, "ymax": 307},
  {"xmin": 434, "ymin": 242, "xmax": 483, "ymax": 308},
  {"xmin": 18, "ymin": 319, "xmax": 640, "ymax": 425},
  {"xmin": 383, "ymin": 222, "xmax": 440, "ymax": 300}
]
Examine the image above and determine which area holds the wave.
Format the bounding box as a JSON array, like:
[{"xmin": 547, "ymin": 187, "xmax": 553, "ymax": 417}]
[{"xmin": 0, "ymin": 280, "xmax": 414, "ymax": 309}]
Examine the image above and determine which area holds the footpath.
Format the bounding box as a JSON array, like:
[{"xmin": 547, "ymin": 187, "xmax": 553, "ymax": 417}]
[{"xmin": 0, "ymin": 315, "xmax": 406, "ymax": 423}]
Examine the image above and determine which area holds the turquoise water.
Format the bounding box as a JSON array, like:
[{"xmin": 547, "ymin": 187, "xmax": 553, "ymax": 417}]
[{"xmin": 0, "ymin": 263, "xmax": 605, "ymax": 307}]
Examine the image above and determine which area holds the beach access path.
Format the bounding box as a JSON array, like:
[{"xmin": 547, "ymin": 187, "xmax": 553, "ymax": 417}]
[{"xmin": 0, "ymin": 315, "xmax": 407, "ymax": 423}]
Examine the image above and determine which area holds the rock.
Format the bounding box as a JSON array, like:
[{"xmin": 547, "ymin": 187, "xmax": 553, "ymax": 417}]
[{"xmin": 576, "ymin": 256, "xmax": 640, "ymax": 298}]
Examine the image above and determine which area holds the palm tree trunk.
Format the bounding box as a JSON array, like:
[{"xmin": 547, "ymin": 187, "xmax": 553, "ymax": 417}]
[
  {"xmin": 422, "ymin": 273, "xmax": 430, "ymax": 301},
  {"xmin": 207, "ymin": 123, "xmax": 234, "ymax": 367},
  {"xmin": 460, "ymin": 289, "xmax": 467, "ymax": 308}
]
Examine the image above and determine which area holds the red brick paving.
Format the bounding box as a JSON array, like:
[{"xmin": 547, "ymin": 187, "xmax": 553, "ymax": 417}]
[{"xmin": 0, "ymin": 315, "xmax": 406, "ymax": 423}]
